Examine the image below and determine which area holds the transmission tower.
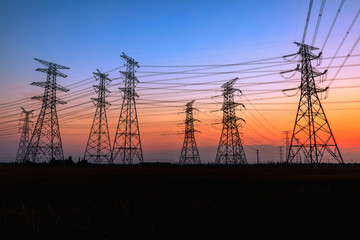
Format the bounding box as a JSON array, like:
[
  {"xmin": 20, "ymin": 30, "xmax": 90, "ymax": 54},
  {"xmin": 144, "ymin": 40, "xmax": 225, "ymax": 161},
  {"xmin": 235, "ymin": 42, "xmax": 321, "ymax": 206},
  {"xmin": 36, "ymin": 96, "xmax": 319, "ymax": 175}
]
[
  {"xmin": 215, "ymin": 78, "xmax": 247, "ymax": 164},
  {"xmin": 15, "ymin": 108, "xmax": 34, "ymax": 163},
  {"xmin": 279, "ymin": 146, "xmax": 283, "ymax": 163},
  {"xmin": 24, "ymin": 58, "xmax": 69, "ymax": 163},
  {"xmin": 179, "ymin": 100, "xmax": 201, "ymax": 164},
  {"xmin": 83, "ymin": 69, "xmax": 112, "ymax": 163},
  {"xmin": 287, "ymin": 42, "xmax": 343, "ymax": 164},
  {"xmin": 282, "ymin": 130, "xmax": 291, "ymax": 162},
  {"xmin": 111, "ymin": 52, "xmax": 143, "ymax": 164}
]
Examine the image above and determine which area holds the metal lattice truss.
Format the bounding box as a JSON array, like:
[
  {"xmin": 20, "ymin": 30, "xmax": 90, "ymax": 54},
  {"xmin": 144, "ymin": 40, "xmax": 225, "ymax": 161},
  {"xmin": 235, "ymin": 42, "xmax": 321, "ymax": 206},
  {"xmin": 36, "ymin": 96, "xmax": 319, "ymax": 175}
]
[
  {"xmin": 15, "ymin": 108, "xmax": 34, "ymax": 163},
  {"xmin": 215, "ymin": 78, "xmax": 247, "ymax": 164},
  {"xmin": 179, "ymin": 100, "xmax": 201, "ymax": 164},
  {"xmin": 83, "ymin": 69, "xmax": 112, "ymax": 164},
  {"xmin": 24, "ymin": 58, "xmax": 69, "ymax": 162},
  {"xmin": 111, "ymin": 53, "xmax": 144, "ymax": 164},
  {"xmin": 287, "ymin": 42, "xmax": 343, "ymax": 164}
]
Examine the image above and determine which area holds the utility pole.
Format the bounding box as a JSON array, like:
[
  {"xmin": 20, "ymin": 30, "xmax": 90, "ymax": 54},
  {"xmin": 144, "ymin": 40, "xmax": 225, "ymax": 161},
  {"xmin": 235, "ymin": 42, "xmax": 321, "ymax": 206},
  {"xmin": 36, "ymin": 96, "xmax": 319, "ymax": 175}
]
[
  {"xmin": 215, "ymin": 78, "xmax": 247, "ymax": 164},
  {"xmin": 256, "ymin": 149, "xmax": 259, "ymax": 164},
  {"xmin": 111, "ymin": 52, "xmax": 143, "ymax": 164},
  {"xmin": 83, "ymin": 69, "xmax": 112, "ymax": 163},
  {"xmin": 15, "ymin": 108, "xmax": 34, "ymax": 163},
  {"xmin": 286, "ymin": 42, "xmax": 343, "ymax": 164},
  {"xmin": 24, "ymin": 58, "xmax": 69, "ymax": 163},
  {"xmin": 179, "ymin": 100, "xmax": 201, "ymax": 164}
]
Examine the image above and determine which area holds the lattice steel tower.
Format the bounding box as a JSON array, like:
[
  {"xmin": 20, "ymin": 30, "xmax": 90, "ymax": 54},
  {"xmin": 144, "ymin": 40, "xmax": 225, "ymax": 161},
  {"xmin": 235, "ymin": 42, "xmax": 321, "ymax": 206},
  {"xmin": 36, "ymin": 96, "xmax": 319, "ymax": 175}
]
[
  {"xmin": 15, "ymin": 108, "xmax": 34, "ymax": 163},
  {"xmin": 215, "ymin": 78, "xmax": 247, "ymax": 164},
  {"xmin": 84, "ymin": 69, "xmax": 112, "ymax": 163},
  {"xmin": 111, "ymin": 52, "xmax": 143, "ymax": 164},
  {"xmin": 24, "ymin": 58, "xmax": 69, "ymax": 162},
  {"xmin": 287, "ymin": 42, "xmax": 343, "ymax": 164},
  {"xmin": 179, "ymin": 100, "xmax": 201, "ymax": 164}
]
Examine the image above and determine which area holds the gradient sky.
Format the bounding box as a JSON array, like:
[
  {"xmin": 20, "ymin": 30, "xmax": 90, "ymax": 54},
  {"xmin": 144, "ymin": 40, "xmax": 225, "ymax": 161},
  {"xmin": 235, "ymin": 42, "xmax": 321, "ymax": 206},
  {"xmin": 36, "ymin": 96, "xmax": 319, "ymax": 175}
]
[{"xmin": 1, "ymin": 0, "xmax": 360, "ymax": 163}]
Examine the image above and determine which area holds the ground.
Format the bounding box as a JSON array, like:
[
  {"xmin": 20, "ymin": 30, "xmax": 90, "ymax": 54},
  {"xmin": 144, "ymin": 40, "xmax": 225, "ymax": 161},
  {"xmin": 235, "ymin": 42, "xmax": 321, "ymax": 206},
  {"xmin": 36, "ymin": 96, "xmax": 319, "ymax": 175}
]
[{"xmin": 0, "ymin": 165, "xmax": 359, "ymax": 239}]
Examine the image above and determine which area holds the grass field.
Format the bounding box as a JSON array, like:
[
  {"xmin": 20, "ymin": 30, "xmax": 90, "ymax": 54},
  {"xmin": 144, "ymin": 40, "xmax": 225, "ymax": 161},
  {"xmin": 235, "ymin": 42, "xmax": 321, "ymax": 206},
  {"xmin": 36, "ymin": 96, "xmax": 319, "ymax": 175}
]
[{"xmin": 0, "ymin": 165, "xmax": 360, "ymax": 239}]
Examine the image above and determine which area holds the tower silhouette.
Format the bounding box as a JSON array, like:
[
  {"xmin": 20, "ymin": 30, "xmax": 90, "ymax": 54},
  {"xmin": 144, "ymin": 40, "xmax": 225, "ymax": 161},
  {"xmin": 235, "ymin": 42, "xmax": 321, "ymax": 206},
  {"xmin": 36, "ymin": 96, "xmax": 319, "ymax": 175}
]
[
  {"xmin": 15, "ymin": 107, "xmax": 34, "ymax": 163},
  {"xmin": 24, "ymin": 58, "xmax": 69, "ymax": 162},
  {"xmin": 282, "ymin": 130, "xmax": 291, "ymax": 162},
  {"xmin": 111, "ymin": 52, "xmax": 143, "ymax": 164},
  {"xmin": 287, "ymin": 42, "xmax": 343, "ymax": 164},
  {"xmin": 83, "ymin": 69, "xmax": 112, "ymax": 163},
  {"xmin": 215, "ymin": 78, "xmax": 247, "ymax": 164},
  {"xmin": 179, "ymin": 100, "xmax": 201, "ymax": 164}
]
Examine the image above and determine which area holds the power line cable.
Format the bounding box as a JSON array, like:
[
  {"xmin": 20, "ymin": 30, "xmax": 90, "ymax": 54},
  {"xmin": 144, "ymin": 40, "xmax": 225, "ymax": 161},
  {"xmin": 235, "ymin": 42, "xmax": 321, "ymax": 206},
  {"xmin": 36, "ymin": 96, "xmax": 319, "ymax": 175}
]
[
  {"xmin": 321, "ymin": 0, "xmax": 345, "ymax": 52},
  {"xmin": 327, "ymin": 7, "xmax": 360, "ymax": 68},
  {"xmin": 312, "ymin": 0, "xmax": 326, "ymax": 46},
  {"xmin": 302, "ymin": 0, "xmax": 314, "ymax": 43}
]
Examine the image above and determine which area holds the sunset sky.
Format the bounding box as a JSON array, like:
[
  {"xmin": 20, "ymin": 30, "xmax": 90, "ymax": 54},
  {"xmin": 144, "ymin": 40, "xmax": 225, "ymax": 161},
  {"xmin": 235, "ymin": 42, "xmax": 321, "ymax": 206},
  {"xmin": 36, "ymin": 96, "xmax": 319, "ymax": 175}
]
[{"xmin": 1, "ymin": 0, "xmax": 360, "ymax": 163}]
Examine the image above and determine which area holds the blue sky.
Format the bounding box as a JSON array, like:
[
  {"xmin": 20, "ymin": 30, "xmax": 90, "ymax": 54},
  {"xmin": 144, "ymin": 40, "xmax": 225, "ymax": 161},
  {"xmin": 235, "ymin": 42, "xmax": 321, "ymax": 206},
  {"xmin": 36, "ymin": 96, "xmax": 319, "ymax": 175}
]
[
  {"xmin": 1, "ymin": 0, "xmax": 360, "ymax": 163},
  {"xmin": 1, "ymin": 0, "xmax": 357, "ymax": 84},
  {"xmin": 0, "ymin": 0, "xmax": 307, "ymax": 104},
  {"xmin": 0, "ymin": 0, "xmax": 300, "ymax": 73}
]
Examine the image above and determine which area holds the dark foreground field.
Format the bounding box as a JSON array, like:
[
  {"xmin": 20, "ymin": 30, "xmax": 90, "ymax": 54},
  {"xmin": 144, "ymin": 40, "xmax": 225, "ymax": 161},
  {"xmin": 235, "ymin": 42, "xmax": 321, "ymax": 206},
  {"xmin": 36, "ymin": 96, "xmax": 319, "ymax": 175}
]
[{"xmin": 0, "ymin": 165, "xmax": 360, "ymax": 239}]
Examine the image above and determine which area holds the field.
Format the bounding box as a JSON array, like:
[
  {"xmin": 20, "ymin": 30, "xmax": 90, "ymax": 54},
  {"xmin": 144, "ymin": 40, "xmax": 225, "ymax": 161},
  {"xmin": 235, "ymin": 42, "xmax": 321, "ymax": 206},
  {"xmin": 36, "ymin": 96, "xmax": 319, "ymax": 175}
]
[{"xmin": 1, "ymin": 165, "xmax": 360, "ymax": 239}]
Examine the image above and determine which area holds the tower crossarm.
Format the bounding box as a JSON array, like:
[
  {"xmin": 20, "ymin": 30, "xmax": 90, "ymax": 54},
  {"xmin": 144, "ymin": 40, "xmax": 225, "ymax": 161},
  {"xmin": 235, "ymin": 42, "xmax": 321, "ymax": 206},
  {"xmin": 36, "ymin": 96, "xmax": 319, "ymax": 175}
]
[
  {"xmin": 120, "ymin": 52, "xmax": 139, "ymax": 68},
  {"xmin": 34, "ymin": 58, "xmax": 69, "ymax": 69},
  {"xmin": 221, "ymin": 77, "xmax": 239, "ymax": 88},
  {"xmin": 222, "ymin": 88, "xmax": 241, "ymax": 96},
  {"xmin": 221, "ymin": 102, "xmax": 245, "ymax": 111},
  {"xmin": 93, "ymin": 85, "xmax": 111, "ymax": 93},
  {"xmin": 93, "ymin": 69, "xmax": 112, "ymax": 81},
  {"xmin": 185, "ymin": 107, "xmax": 199, "ymax": 113},
  {"xmin": 91, "ymin": 98, "xmax": 111, "ymax": 106},
  {"xmin": 311, "ymin": 68, "xmax": 327, "ymax": 77},
  {"xmin": 294, "ymin": 41, "xmax": 319, "ymax": 51},
  {"xmin": 30, "ymin": 81, "xmax": 69, "ymax": 92},
  {"xmin": 35, "ymin": 68, "xmax": 68, "ymax": 78},
  {"xmin": 31, "ymin": 96, "xmax": 67, "ymax": 104},
  {"xmin": 20, "ymin": 107, "xmax": 35, "ymax": 115},
  {"xmin": 118, "ymin": 87, "xmax": 139, "ymax": 98},
  {"xmin": 119, "ymin": 71, "xmax": 140, "ymax": 84},
  {"xmin": 184, "ymin": 118, "xmax": 200, "ymax": 124},
  {"xmin": 18, "ymin": 118, "xmax": 33, "ymax": 123}
]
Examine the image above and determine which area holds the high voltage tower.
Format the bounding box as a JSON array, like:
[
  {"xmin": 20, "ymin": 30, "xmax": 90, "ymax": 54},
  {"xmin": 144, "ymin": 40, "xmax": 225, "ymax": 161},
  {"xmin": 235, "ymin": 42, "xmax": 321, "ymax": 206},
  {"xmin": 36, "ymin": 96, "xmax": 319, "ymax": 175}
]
[
  {"xmin": 111, "ymin": 52, "xmax": 144, "ymax": 164},
  {"xmin": 15, "ymin": 108, "xmax": 34, "ymax": 163},
  {"xmin": 287, "ymin": 42, "xmax": 343, "ymax": 164},
  {"xmin": 24, "ymin": 58, "xmax": 69, "ymax": 163},
  {"xmin": 179, "ymin": 100, "xmax": 201, "ymax": 164},
  {"xmin": 83, "ymin": 69, "xmax": 112, "ymax": 163},
  {"xmin": 282, "ymin": 130, "xmax": 291, "ymax": 163},
  {"xmin": 215, "ymin": 78, "xmax": 247, "ymax": 164}
]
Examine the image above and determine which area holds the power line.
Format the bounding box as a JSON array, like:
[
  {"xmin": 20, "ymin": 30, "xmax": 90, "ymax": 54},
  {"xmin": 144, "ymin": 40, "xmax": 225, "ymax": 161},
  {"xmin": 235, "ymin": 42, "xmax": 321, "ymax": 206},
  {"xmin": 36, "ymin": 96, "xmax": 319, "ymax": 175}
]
[
  {"xmin": 327, "ymin": 35, "xmax": 360, "ymax": 88},
  {"xmin": 326, "ymin": 7, "xmax": 360, "ymax": 69},
  {"xmin": 312, "ymin": 0, "xmax": 326, "ymax": 46},
  {"xmin": 302, "ymin": 0, "xmax": 314, "ymax": 43},
  {"xmin": 139, "ymin": 55, "xmax": 285, "ymax": 68},
  {"xmin": 321, "ymin": 0, "xmax": 345, "ymax": 52}
]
